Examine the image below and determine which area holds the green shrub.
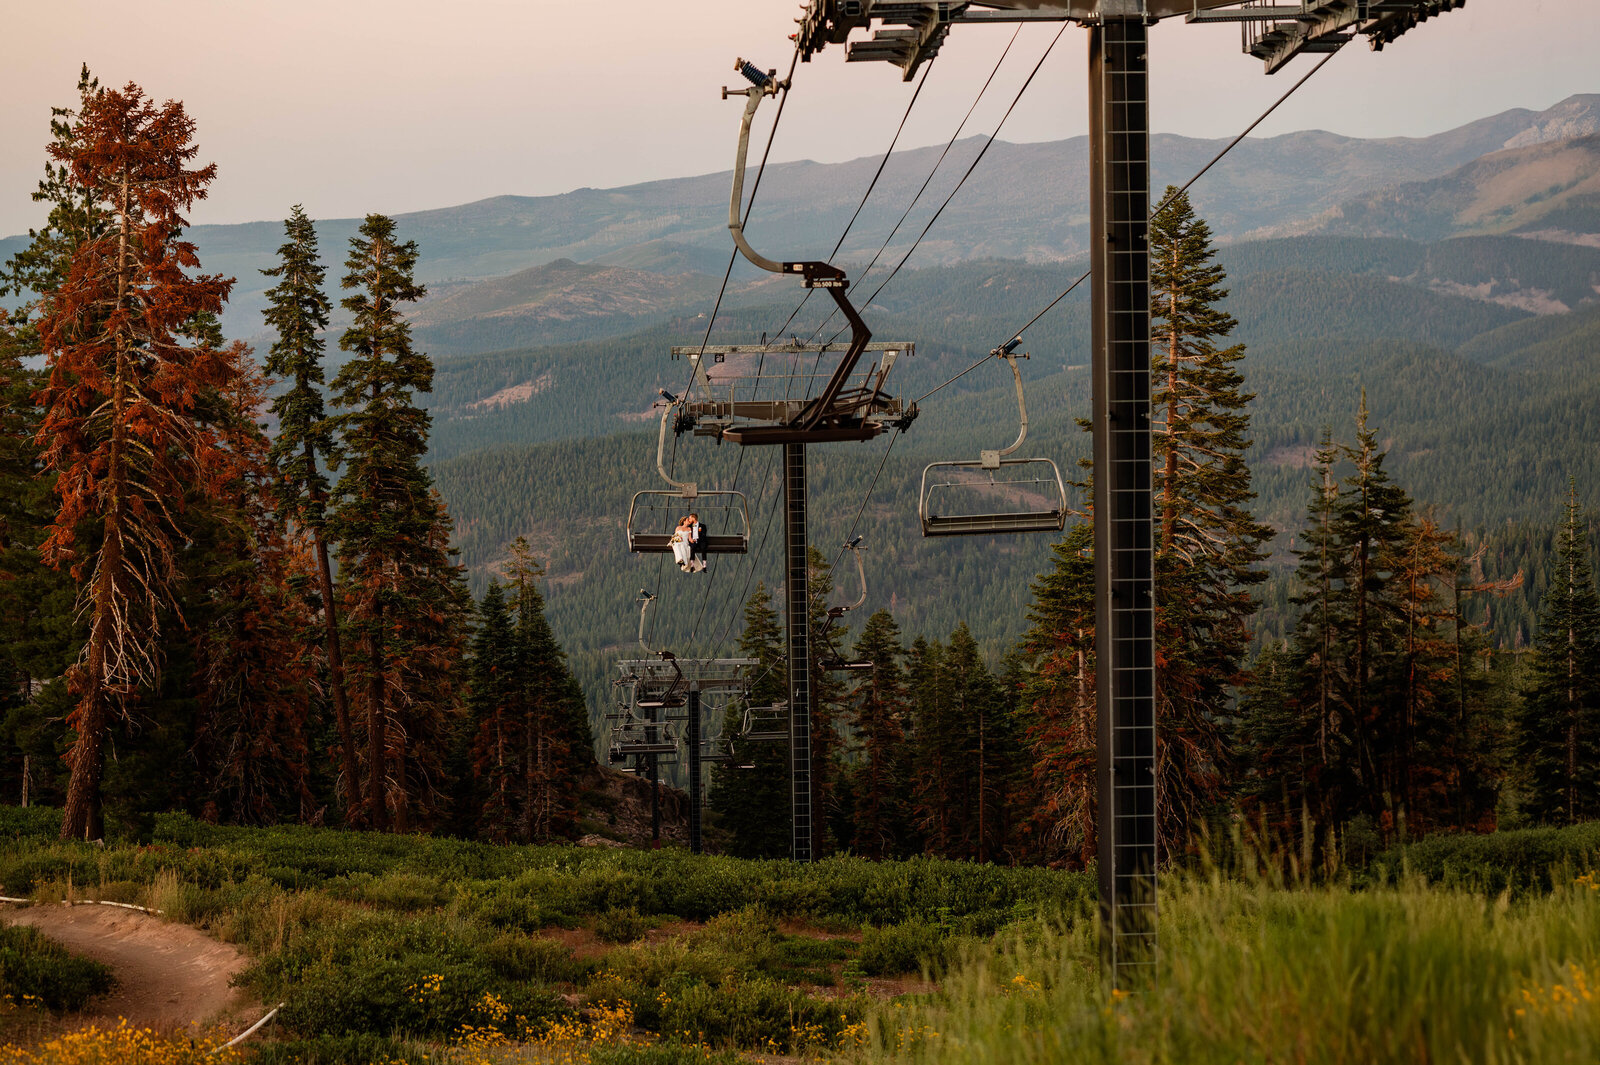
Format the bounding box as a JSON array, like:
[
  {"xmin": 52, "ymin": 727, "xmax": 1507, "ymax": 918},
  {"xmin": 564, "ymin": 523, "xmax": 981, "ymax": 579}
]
[
  {"xmin": 590, "ymin": 1044, "xmax": 748, "ymax": 1065},
  {"xmin": 858, "ymin": 918, "xmax": 950, "ymax": 976},
  {"xmin": 0, "ymin": 806, "xmax": 61, "ymax": 840},
  {"xmin": 461, "ymin": 885, "xmax": 552, "ymax": 933},
  {"xmin": 651, "ymin": 977, "xmax": 865, "ymax": 1052},
  {"xmin": 483, "ymin": 933, "xmax": 590, "ymax": 983},
  {"xmin": 277, "ymin": 954, "xmax": 563, "ymax": 1037},
  {"xmin": 243, "ymin": 1033, "xmax": 415, "ymax": 1064},
  {"xmin": 594, "ymin": 906, "xmax": 650, "ymax": 944},
  {"xmin": 1369, "ymin": 821, "xmax": 1600, "ymax": 895},
  {"xmin": 0, "ymin": 923, "xmax": 115, "ymax": 1010},
  {"xmin": 323, "ymin": 871, "xmax": 452, "ymax": 911}
]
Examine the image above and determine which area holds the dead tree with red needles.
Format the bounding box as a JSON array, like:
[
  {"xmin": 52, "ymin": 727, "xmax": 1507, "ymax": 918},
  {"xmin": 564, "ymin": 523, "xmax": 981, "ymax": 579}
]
[{"xmin": 34, "ymin": 83, "xmax": 234, "ymax": 840}]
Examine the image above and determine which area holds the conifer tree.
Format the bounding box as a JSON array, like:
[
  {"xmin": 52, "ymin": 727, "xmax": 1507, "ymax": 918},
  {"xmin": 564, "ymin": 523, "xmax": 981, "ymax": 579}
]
[
  {"xmin": 188, "ymin": 344, "xmax": 318, "ymax": 824},
  {"xmin": 260, "ymin": 205, "xmax": 359, "ymax": 817},
  {"xmin": 0, "ymin": 68, "xmax": 102, "ymax": 807},
  {"xmin": 1333, "ymin": 395, "xmax": 1415, "ymax": 827},
  {"xmin": 34, "ymin": 82, "xmax": 236, "ymax": 840},
  {"xmin": 1149, "ymin": 186, "xmax": 1272, "ymax": 848},
  {"xmin": 909, "ymin": 625, "xmax": 1017, "ymax": 862},
  {"xmin": 906, "ymin": 635, "xmax": 954, "ymax": 854},
  {"xmin": 1244, "ymin": 430, "xmax": 1352, "ymax": 828},
  {"xmin": 1014, "ymin": 524, "xmax": 1098, "ymax": 866},
  {"xmin": 842, "ymin": 609, "xmax": 910, "ymax": 859},
  {"xmin": 505, "ymin": 538, "xmax": 588, "ymax": 840},
  {"xmin": 1241, "ymin": 400, "xmax": 1482, "ymax": 839},
  {"xmin": 328, "ymin": 213, "xmax": 468, "ymax": 831},
  {"xmin": 806, "ymin": 546, "xmax": 847, "ymax": 854},
  {"xmin": 466, "ymin": 581, "xmax": 518, "ymax": 840},
  {"xmin": 709, "ymin": 583, "xmax": 789, "ymax": 858},
  {"xmin": 1517, "ymin": 487, "xmax": 1600, "ymax": 823},
  {"xmin": 1391, "ymin": 513, "xmax": 1465, "ymax": 828}
]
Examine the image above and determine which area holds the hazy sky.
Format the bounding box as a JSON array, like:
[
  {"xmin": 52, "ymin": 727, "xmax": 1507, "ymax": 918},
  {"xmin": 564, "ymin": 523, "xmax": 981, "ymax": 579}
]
[{"xmin": 3, "ymin": 0, "xmax": 1595, "ymax": 237}]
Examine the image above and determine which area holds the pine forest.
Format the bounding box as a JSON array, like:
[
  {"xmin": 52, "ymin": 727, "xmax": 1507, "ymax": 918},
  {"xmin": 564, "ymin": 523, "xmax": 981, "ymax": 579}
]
[{"xmin": 2, "ymin": 25, "xmax": 1600, "ymax": 1065}]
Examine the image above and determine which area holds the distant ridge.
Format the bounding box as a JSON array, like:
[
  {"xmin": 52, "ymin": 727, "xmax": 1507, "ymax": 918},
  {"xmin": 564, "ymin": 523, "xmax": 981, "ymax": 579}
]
[
  {"xmin": 4, "ymin": 94, "xmax": 1597, "ymax": 339},
  {"xmin": 1302, "ymin": 132, "xmax": 1600, "ymax": 245}
]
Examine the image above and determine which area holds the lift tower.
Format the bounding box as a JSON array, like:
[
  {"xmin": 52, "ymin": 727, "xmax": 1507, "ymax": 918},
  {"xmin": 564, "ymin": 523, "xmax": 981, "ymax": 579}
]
[
  {"xmin": 794, "ymin": 0, "xmax": 1466, "ymax": 985},
  {"xmin": 651, "ymin": 59, "xmax": 915, "ymax": 864}
]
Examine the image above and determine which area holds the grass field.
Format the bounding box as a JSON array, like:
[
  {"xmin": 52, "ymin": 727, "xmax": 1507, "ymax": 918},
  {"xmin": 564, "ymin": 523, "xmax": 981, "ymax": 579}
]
[{"xmin": 2, "ymin": 808, "xmax": 1600, "ymax": 1064}]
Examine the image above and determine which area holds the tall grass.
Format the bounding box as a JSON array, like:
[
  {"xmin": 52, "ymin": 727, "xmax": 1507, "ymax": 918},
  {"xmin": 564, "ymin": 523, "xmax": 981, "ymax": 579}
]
[{"xmin": 851, "ymin": 869, "xmax": 1600, "ymax": 1065}]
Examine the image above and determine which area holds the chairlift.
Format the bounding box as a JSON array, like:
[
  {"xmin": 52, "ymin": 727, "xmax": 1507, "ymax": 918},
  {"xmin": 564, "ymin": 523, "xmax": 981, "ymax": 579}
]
[
  {"xmin": 739, "ymin": 703, "xmax": 788, "ymax": 744},
  {"xmin": 627, "ymin": 399, "xmax": 750, "ymax": 554},
  {"xmin": 607, "ymin": 717, "xmax": 680, "ymax": 760},
  {"xmin": 918, "ymin": 344, "xmax": 1069, "ymax": 537}
]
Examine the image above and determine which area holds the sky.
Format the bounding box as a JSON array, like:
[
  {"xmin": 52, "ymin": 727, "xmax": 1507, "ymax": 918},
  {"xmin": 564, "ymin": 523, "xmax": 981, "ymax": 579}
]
[{"xmin": 3, "ymin": 0, "xmax": 1596, "ymax": 238}]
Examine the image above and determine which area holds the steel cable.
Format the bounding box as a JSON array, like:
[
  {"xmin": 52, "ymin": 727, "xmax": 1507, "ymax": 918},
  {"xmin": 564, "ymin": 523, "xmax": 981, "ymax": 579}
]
[{"xmin": 913, "ymin": 47, "xmax": 1342, "ymax": 408}]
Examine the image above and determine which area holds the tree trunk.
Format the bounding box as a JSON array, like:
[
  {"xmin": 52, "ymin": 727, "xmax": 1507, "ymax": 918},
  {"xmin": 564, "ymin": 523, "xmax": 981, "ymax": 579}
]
[
  {"xmin": 307, "ymin": 440, "xmax": 359, "ymax": 819},
  {"xmin": 367, "ymin": 615, "xmax": 388, "ymax": 831},
  {"xmin": 1567, "ymin": 552, "xmax": 1577, "ymax": 824},
  {"xmin": 1161, "ymin": 249, "xmax": 1179, "ymax": 551},
  {"xmin": 61, "ymin": 170, "xmax": 134, "ymax": 843},
  {"xmin": 393, "ymin": 718, "xmax": 408, "ymax": 834}
]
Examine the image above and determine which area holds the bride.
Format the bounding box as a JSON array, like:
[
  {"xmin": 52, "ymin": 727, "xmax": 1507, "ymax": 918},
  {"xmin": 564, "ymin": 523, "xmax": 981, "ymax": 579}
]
[{"xmin": 670, "ymin": 516, "xmax": 694, "ymax": 571}]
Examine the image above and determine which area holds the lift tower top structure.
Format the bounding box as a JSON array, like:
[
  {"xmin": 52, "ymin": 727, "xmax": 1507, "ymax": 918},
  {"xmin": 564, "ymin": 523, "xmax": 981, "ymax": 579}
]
[
  {"xmin": 653, "ymin": 57, "xmax": 916, "ymax": 866},
  {"xmin": 790, "ymin": 0, "xmax": 1465, "ymax": 986}
]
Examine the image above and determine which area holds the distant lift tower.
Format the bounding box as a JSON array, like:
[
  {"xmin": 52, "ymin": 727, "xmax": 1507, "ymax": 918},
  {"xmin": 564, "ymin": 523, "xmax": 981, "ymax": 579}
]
[
  {"xmin": 794, "ymin": 0, "xmax": 1466, "ymax": 985},
  {"xmin": 612, "ymin": 655, "xmax": 756, "ymax": 853},
  {"xmin": 658, "ymin": 59, "xmax": 915, "ymax": 864}
]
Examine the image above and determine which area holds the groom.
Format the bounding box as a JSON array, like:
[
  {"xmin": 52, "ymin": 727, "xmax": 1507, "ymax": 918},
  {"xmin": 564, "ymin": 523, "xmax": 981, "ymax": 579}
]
[{"xmin": 688, "ymin": 513, "xmax": 707, "ymax": 572}]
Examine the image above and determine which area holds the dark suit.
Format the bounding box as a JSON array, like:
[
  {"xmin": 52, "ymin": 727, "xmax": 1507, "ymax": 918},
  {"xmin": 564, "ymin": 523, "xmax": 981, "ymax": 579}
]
[{"xmin": 689, "ymin": 520, "xmax": 707, "ymax": 561}]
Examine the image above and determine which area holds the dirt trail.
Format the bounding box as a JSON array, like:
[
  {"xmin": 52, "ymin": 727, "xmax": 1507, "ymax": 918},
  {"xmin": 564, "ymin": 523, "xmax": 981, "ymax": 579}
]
[{"xmin": 2, "ymin": 904, "xmax": 261, "ymax": 1035}]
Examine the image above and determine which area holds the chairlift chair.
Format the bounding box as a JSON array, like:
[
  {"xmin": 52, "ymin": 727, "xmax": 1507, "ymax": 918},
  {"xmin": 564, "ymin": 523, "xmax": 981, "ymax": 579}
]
[
  {"xmin": 627, "ymin": 398, "xmax": 751, "ymax": 554},
  {"xmin": 740, "ymin": 703, "xmax": 788, "ymax": 743},
  {"xmin": 918, "ymin": 346, "xmax": 1069, "ymax": 537},
  {"xmin": 607, "ymin": 716, "xmax": 680, "ymax": 760}
]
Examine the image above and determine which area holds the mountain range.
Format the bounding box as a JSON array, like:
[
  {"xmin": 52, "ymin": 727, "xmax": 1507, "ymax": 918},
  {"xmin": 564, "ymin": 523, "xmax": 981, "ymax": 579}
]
[
  {"xmin": 7, "ymin": 95, "xmax": 1597, "ymax": 343},
  {"xmin": 5, "ymin": 88, "xmax": 1599, "ymax": 695}
]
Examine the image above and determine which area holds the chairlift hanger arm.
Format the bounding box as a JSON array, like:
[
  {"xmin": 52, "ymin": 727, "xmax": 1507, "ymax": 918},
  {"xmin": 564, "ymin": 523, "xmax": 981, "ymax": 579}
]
[
  {"xmin": 817, "ymin": 539, "xmax": 868, "ymax": 652},
  {"xmin": 656, "ymin": 402, "xmax": 696, "ymax": 495},
  {"xmin": 835, "ymin": 539, "xmax": 867, "ymax": 616},
  {"xmin": 724, "ymin": 57, "xmax": 875, "ymax": 433},
  {"xmin": 994, "ymin": 352, "xmax": 1029, "ymax": 462},
  {"xmin": 799, "ymin": 285, "xmax": 874, "ymax": 432},
  {"xmin": 726, "ymin": 61, "xmax": 843, "ymax": 289},
  {"xmin": 637, "ymin": 591, "xmax": 659, "ymax": 654}
]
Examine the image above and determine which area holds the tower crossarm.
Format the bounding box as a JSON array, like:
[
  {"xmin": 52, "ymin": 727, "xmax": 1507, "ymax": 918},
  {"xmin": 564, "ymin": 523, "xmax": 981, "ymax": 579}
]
[
  {"xmin": 795, "ymin": 1, "xmax": 1465, "ymax": 76},
  {"xmin": 1200, "ymin": 0, "xmax": 1469, "ymax": 72}
]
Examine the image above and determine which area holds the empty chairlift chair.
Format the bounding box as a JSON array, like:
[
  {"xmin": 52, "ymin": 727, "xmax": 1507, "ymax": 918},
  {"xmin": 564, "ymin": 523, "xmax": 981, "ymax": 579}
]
[{"xmin": 918, "ymin": 344, "xmax": 1069, "ymax": 537}]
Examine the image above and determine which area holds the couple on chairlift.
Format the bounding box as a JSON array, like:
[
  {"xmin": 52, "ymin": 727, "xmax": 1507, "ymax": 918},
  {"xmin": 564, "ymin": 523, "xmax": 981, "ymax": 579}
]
[{"xmin": 671, "ymin": 513, "xmax": 707, "ymax": 573}]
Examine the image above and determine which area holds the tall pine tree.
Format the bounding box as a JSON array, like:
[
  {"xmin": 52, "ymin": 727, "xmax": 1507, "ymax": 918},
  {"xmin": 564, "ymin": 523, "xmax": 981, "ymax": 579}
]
[
  {"xmin": 1517, "ymin": 486, "xmax": 1600, "ymax": 823},
  {"xmin": 505, "ymin": 538, "xmax": 589, "ymax": 840},
  {"xmin": 35, "ymin": 82, "xmax": 236, "ymax": 840},
  {"xmin": 840, "ymin": 609, "xmax": 912, "ymax": 859},
  {"xmin": 1014, "ymin": 524, "xmax": 1098, "ymax": 866},
  {"xmin": 187, "ymin": 344, "xmax": 318, "ymax": 825},
  {"xmin": 709, "ymin": 583, "xmax": 789, "ymax": 858},
  {"xmin": 261, "ymin": 204, "xmax": 360, "ymax": 818},
  {"xmin": 1149, "ymin": 186, "xmax": 1272, "ymax": 850},
  {"xmin": 327, "ymin": 213, "xmax": 468, "ymax": 832},
  {"xmin": 465, "ymin": 581, "xmax": 519, "ymax": 840}
]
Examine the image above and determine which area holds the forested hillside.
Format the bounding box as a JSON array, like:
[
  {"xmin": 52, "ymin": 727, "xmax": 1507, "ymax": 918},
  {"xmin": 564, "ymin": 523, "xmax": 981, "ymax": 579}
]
[
  {"xmin": 425, "ymin": 227, "xmax": 1600, "ymax": 733},
  {"xmin": 5, "ymin": 69, "xmax": 1599, "ymax": 874}
]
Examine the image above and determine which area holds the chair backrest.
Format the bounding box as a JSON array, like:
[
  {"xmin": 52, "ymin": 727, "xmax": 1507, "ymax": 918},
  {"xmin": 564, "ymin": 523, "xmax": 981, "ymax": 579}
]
[{"xmin": 918, "ymin": 457, "xmax": 1070, "ymax": 537}]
